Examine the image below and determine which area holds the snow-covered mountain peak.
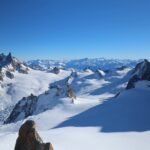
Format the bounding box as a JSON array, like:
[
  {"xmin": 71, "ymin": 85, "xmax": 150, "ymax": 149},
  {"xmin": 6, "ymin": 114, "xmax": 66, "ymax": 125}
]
[
  {"xmin": 0, "ymin": 53, "xmax": 29, "ymax": 81},
  {"xmin": 132, "ymin": 59, "xmax": 150, "ymax": 78},
  {"xmin": 126, "ymin": 59, "xmax": 150, "ymax": 89},
  {"xmin": 0, "ymin": 52, "xmax": 21, "ymax": 69}
]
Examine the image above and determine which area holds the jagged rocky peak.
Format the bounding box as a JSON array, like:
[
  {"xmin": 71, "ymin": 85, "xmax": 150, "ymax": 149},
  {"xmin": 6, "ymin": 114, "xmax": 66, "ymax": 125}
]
[
  {"xmin": 0, "ymin": 52, "xmax": 29, "ymax": 79},
  {"xmin": 0, "ymin": 53, "xmax": 6, "ymax": 64},
  {"xmin": 132, "ymin": 59, "xmax": 150, "ymax": 79},
  {"xmin": 0, "ymin": 52, "xmax": 17, "ymax": 68},
  {"xmin": 6, "ymin": 52, "xmax": 13, "ymax": 62},
  {"xmin": 4, "ymin": 93, "xmax": 38, "ymax": 124},
  {"xmin": 126, "ymin": 59, "xmax": 150, "ymax": 89}
]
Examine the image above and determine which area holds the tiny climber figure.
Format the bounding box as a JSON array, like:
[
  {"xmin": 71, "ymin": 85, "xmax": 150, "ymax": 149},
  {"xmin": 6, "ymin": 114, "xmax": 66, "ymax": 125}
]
[{"xmin": 15, "ymin": 120, "xmax": 54, "ymax": 150}]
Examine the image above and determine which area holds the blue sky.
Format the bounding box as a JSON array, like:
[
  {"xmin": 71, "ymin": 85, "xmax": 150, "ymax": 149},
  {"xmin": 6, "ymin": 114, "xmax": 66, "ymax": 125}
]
[{"xmin": 0, "ymin": 0, "xmax": 150, "ymax": 60}]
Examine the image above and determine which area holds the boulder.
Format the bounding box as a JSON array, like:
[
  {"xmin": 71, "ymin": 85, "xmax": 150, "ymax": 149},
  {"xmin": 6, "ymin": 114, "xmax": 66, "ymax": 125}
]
[{"xmin": 15, "ymin": 120, "xmax": 54, "ymax": 150}]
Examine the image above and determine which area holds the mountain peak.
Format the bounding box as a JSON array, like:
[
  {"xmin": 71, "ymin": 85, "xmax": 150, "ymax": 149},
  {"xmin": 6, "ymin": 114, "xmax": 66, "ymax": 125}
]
[
  {"xmin": 6, "ymin": 52, "xmax": 13, "ymax": 62},
  {"xmin": 0, "ymin": 53, "xmax": 29, "ymax": 81},
  {"xmin": 126, "ymin": 59, "xmax": 150, "ymax": 89}
]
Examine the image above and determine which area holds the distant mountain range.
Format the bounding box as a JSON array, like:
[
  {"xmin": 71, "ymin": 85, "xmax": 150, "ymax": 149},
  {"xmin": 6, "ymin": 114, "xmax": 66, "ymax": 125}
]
[{"xmin": 26, "ymin": 58, "xmax": 142, "ymax": 71}]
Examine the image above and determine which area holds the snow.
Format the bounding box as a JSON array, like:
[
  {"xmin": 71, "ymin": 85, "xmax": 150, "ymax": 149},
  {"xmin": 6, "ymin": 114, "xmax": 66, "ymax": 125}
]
[
  {"xmin": 27, "ymin": 58, "xmax": 140, "ymax": 71},
  {"xmin": 1, "ymin": 86, "xmax": 150, "ymax": 150},
  {"xmin": 0, "ymin": 59, "xmax": 150, "ymax": 150},
  {"xmin": 0, "ymin": 79, "xmax": 150, "ymax": 150},
  {"xmin": 1, "ymin": 128, "xmax": 150, "ymax": 150},
  {"xmin": 0, "ymin": 69, "xmax": 71, "ymax": 111}
]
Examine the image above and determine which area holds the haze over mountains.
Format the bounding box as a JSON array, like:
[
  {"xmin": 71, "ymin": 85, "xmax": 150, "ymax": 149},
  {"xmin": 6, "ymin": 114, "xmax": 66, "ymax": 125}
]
[
  {"xmin": 26, "ymin": 58, "xmax": 141, "ymax": 71},
  {"xmin": 0, "ymin": 53, "xmax": 150, "ymax": 150}
]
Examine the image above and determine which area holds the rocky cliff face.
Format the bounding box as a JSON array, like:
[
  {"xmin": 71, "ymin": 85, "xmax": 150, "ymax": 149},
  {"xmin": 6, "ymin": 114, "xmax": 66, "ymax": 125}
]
[
  {"xmin": 0, "ymin": 69, "xmax": 4, "ymax": 81},
  {"xmin": 5, "ymin": 94, "xmax": 38, "ymax": 124},
  {"xmin": 126, "ymin": 59, "xmax": 150, "ymax": 89},
  {"xmin": 0, "ymin": 52, "xmax": 19, "ymax": 69},
  {"xmin": 0, "ymin": 53, "xmax": 29, "ymax": 80}
]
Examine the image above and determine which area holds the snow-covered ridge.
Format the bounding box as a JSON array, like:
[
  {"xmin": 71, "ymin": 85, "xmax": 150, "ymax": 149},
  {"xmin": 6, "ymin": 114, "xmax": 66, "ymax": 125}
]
[
  {"xmin": 0, "ymin": 53, "xmax": 71, "ymax": 118},
  {"xmin": 5, "ymin": 67, "xmax": 131, "ymax": 123}
]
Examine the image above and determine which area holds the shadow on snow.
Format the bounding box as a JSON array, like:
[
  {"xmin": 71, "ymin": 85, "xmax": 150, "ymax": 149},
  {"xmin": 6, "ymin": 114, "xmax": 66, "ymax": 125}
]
[{"xmin": 54, "ymin": 89, "xmax": 150, "ymax": 132}]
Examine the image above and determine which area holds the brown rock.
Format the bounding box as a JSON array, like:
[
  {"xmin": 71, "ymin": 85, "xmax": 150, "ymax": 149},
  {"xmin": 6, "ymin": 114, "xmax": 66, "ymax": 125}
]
[{"xmin": 15, "ymin": 120, "xmax": 54, "ymax": 150}]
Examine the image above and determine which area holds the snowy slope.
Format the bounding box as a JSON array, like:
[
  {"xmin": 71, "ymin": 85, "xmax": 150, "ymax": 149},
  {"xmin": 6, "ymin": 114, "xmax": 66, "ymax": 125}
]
[
  {"xmin": 0, "ymin": 54, "xmax": 71, "ymax": 122},
  {"xmin": 0, "ymin": 69, "xmax": 70, "ymax": 110},
  {"xmin": 0, "ymin": 57, "xmax": 150, "ymax": 150},
  {"xmin": 0, "ymin": 80, "xmax": 150, "ymax": 150},
  {"xmin": 5, "ymin": 67, "xmax": 132, "ymax": 123}
]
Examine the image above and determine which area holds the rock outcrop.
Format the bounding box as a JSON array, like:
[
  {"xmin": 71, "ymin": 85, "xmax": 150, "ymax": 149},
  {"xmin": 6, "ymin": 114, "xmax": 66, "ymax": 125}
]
[
  {"xmin": 6, "ymin": 71, "xmax": 14, "ymax": 79},
  {"xmin": 5, "ymin": 94, "xmax": 38, "ymax": 124},
  {"xmin": 66, "ymin": 85, "xmax": 76, "ymax": 99},
  {"xmin": 15, "ymin": 120, "xmax": 53, "ymax": 150},
  {"xmin": 126, "ymin": 59, "xmax": 150, "ymax": 89},
  {"xmin": 52, "ymin": 67, "xmax": 60, "ymax": 74},
  {"xmin": 0, "ymin": 69, "xmax": 4, "ymax": 81},
  {"xmin": 50, "ymin": 71, "xmax": 77, "ymax": 99}
]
